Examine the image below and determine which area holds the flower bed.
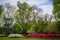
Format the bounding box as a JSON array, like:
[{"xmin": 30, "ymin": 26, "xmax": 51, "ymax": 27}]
[{"xmin": 24, "ymin": 34, "xmax": 60, "ymax": 38}]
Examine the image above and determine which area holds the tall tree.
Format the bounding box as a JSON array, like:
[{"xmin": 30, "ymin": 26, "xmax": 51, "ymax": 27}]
[
  {"xmin": 17, "ymin": 1, "xmax": 32, "ymax": 34},
  {"xmin": 2, "ymin": 3, "xmax": 16, "ymax": 35},
  {"xmin": 0, "ymin": 5, "xmax": 3, "ymax": 15},
  {"xmin": 4, "ymin": 3, "xmax": 16, "ymax": 18},
  {"xmin": 53, "ymin": 0, "xmax": 60, "ymax": 32},
  {"xmin": 0, "ymin": 5, "xmax": 3, "ymax": 27},
  {"xmin": 53, "ymin": 0, "xmax": 60, "ymax": 21}
]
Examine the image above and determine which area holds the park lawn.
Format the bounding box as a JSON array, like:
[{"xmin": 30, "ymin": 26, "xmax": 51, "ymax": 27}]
[{"xmin": 0, "ymin": 37, "xmax": 60, "ymax": 40}]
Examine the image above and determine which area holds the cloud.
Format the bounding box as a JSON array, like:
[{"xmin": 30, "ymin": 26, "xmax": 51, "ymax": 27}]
[
  {"xmin": 20, "ymin": 0, "xmax": 49, "ymax": 5},
  {"xmin": 0, "ymin": 0, "xmax": 53, "ymax": 15},
  {"xmin": 38, "ymin": 4, "xmax": 53, "ymax": 15},
  {"xmin": 0, "ymin": 0, "xmax": 52, "ymax": 6},
  {"xmin": 10, "ymin": 0, "xmax": 18, "ymax": 2}
]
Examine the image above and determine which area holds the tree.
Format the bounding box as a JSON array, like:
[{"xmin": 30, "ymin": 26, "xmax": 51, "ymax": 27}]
[
  {"xmin": 53, "ymin": 0, "xmax": 60, "ymax": 20},
  {"xmin": 44, "ymin": 22, "xmax": 59, "ymax": 34},
  {"xmin": 31, "ymin": 5, "xmax": 43, "ymax": 24},
  {"xmin": 10, "ymin": 23, "xmax": 23, "ymax": 34},
  {"xmin": 17, "ymin": 1, "xmax": 32, "ymax": 34},
  {"xmin": 35, "ymin": 20, "xmax": 47, "ymax": 33},
  {"xmin": 0, "ymin": 5, "xmax": 4, "ymax": 33},
  {"xmin": 53, "ymin": 0, "xmax": 60, "ymax": 31},
  {"xmin": 27, "ymin": 24, "xmax": 36, "ymax": 34},
  {"xmin": 53, "ymin": 0, "xmax": 60, "ymax": 14},
  {"xmin": 0, "ymin": 5, "xmax": 4, "ymax": 29},
  {"xmin": 4, "ymin": 3, "xmax": 16, "ymax": 18},
  {"xmin": 2, "ymin": 3, "xmax": 16, "ymax": 35},
  {"xmin": 0, "ymin": 5, "xmax": 3, "ymax": 15}
]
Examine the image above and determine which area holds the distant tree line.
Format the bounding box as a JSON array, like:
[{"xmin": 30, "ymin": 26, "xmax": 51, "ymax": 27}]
[{"xmin": 0, "ymin": 0, "xmax": 60, "ymax": 35}]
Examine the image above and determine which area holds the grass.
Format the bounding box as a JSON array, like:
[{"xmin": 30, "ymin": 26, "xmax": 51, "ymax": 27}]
[{"xmin": 0, "ymin": 37, "xmax": 60, "ymax": 40}]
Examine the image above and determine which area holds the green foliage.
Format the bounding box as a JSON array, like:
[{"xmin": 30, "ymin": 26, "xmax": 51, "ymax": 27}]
[
  {"xmin": 0, "ymin": 27, "xmax": 4, "ymax": 34},
  {"xmin": 0, "ymin": 5, "xmax": 3, "ymax": 15},
  {"xmin": 56, "ymin": 21, "xmax": 60, "ymax": 32},
  {"xmin": 35, "ymin": 20, "xmax": 47, "ymax": 33},
  {"xmin": 16, "ymin": 1, "xmax": 32, "ymax": 34},
  {"xmin": 53, "ymin": 0, "xmax": 60, "ymax": 33},
  {"xmin": 53, "ymin": 0, "xmax": 60, "ymax": 19},
  {"xmin": 27, "ymin": 20, "xmax": 47, "ymax": 34},
  {"xmin": 44, "ymin": 21, "xmax": 59, "ymax": 34},
  {"xmin": 10, "ymin": 23, "xmax": 23, "ymax": 34},
  {"xmin": 1, "ymin": 1, "xmax": 60, "ymax": 34},
  {"xmin": 53, "ymin": 0, "xmax": 60, "ymax": 14},
  {"xmin": 17, "ymin": 1, "xmax": 32, "ymax": 23},
  {"xmin": 27, "ymin": 24, "xmax": 36, "ymax": 34}
]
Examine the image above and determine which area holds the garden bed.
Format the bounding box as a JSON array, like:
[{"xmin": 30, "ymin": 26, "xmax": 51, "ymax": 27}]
[{"xmin": 24, "ymin": 34, "xmax": 60, "ymax": 38}]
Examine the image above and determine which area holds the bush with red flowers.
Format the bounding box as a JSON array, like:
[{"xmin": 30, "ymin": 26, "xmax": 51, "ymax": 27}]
[{"xmin": 24, "ymin": 34, "xmax": 60, "ymax": 38}]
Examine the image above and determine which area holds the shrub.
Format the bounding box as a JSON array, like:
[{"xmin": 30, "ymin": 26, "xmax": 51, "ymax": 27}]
[
  {"xmin": 44, "ymin": 21, "xmax": 59, "ymax": 34},
  {"xmin": 10, "ymin": 23, "xmax": 23, "ymax": 34}
]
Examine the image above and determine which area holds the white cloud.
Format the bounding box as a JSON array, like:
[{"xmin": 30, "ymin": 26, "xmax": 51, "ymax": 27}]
[
  {"xmin": 10, "ymin": 0, "xmax": 19, "ymax": 1},
  {"xmin": 8, "ymin": 0, "xmax": 49, "ymax": 5},
  {"xmin": 38, "ymin": 4, "xmax": 53, "ymax": 15},
  {"xmin": 1, "ymin": 0, "xmax": 53, "ymax": 15},
  {"xmin": 1, "ymin": 0, "xmax": 50, "ymax": 6},
  {"xmin": 8, "ymin": 0, "xmax": 20, "ymax": 5},
  {"xmin": 20, "ymin": 0, "xmax": 49, "ymax": 5}
]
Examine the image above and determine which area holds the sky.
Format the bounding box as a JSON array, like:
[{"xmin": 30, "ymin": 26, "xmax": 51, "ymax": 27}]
[{"xmin": 0, "ymin": 0, "xmax": 53, "ymax": 15}]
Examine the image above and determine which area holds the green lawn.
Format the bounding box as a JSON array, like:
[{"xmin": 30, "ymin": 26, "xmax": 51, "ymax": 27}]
[{"xmin": 0, "ymin": 37, "xmax": 60, "ymax": 40}]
